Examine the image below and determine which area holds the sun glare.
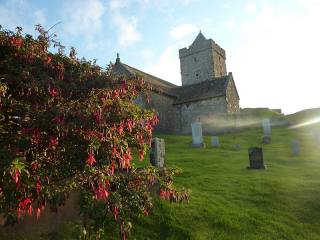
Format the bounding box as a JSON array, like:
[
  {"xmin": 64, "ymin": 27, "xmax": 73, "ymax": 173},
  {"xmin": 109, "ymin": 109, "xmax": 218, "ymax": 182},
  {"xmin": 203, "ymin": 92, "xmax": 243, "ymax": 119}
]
[{"xmin": 289, "ymin": 117, "xmax": 320, "ymax": 129}]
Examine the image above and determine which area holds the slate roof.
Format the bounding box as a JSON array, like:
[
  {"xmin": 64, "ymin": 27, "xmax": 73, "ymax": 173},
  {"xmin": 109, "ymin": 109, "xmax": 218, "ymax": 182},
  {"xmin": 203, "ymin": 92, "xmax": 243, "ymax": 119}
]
[
  {"xmin": 112, "ymin": 61, "xmax": 178, "ymax": 97},
  {"xmin": 112, "ymin": 60, "xmax": 236, "ymax": 104},
  {"xmin": 172, "ymin": 75, "xmax": 230, "ymax": 105}
]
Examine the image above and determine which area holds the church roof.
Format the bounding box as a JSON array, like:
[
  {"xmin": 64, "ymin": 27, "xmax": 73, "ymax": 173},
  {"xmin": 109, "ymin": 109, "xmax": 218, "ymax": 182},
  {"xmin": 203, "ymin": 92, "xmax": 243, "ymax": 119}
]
[
  {"xmin": 191, "ymin": 31, "xmax": 207, "ymax": 46},
  {"xmin": 112, "ymin": 59, "xmax": 236, "ymax": 103},
  {"xmin": 172, "ymin": 75, "xmax": 230, "ymax": 105},
  {"xmin": 112, "ymin": 60, "xmax": 178, "ymax": 97}
]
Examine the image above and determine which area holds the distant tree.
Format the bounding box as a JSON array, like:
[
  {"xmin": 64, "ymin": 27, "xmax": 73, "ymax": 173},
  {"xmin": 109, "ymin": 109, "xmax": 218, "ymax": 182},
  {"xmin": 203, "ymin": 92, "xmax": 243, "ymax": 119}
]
[{"xmin": 0, "ymin": 25, "xmax": 188, "ymax": 239}]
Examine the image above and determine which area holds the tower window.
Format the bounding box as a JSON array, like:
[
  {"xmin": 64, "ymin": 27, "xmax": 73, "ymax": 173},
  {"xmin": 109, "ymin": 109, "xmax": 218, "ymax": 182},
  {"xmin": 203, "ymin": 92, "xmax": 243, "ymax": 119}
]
[{"xmin": 194, "ymin": 57, "xmax": 197, "ymax": 62}]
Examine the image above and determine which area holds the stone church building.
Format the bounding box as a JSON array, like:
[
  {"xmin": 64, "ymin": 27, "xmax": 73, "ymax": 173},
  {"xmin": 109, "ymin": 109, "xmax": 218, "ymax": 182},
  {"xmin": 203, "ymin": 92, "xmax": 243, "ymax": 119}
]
[{"xmin": 112, "ymin": 32, "xmax": 240, "ymax": 134}]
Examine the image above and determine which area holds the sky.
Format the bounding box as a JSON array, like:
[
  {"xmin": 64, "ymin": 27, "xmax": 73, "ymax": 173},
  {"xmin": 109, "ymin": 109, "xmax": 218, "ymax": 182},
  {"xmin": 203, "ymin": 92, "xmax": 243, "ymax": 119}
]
[{"xmin": 0, "ymin": 0, "xmax": 319, "ymax": 114}]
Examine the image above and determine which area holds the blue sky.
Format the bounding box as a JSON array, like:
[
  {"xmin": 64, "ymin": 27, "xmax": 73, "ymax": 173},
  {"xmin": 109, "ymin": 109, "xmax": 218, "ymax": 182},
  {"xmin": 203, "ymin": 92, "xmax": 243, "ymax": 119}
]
[{"xmin": 1, "ymin": 0, "xmax": 319, "ymax": 114}]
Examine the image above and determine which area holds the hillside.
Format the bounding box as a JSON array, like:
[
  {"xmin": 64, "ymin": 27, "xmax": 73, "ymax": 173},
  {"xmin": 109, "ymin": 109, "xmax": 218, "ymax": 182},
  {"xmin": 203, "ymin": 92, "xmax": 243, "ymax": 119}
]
[
  {"xmin": 47, "ymin": 124, "xmax": 320, "ymax": 239},
  {"xmin": 286, "ymin": 107, "xmax": 320, "ymax": 124}
]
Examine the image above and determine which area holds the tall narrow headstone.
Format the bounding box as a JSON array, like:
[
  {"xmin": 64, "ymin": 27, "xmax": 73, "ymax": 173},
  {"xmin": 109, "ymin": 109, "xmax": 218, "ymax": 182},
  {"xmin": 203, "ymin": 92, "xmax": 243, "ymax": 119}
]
[
  {"xmin": 211, "ymin": 136, "xmax": 220, "ymax": 147},
  {"xmin": 191, "ymin": 121, "xmax": 205, "ymax": 147},
  {"xmin": 291, "ymin": 140, "xmax": 300, "ymax": 155},
  {"xmin": 150, "ymin": 138, "xmax": 165, "ymax": 168},
  {"xmin": 262, "ymin": 118, "xmax": 272, "ymax": 136},
  {"xmin": 247, "ymin": 147, "xmax": 266, "ymax": 169},
  {"xmin": 314, "ymin": 132, "xmax": 320, "ymax": 146}
]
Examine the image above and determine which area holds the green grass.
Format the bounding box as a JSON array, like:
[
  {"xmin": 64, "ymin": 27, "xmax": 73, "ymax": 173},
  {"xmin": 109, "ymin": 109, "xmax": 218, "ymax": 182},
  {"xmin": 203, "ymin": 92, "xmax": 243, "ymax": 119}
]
[
  {"xmin": 15, "ymin": 124, "xmax": 320, "ymax": 239},
  {"xmin": 129, "ymin": 124, "xmax": 320, "ymax": 239}
]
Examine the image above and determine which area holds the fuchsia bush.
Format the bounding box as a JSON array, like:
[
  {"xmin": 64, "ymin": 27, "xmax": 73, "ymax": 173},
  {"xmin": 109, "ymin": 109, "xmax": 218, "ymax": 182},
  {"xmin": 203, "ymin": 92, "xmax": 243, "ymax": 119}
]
[{"xmin": 0, "ymin": 25, "xmax": 188, "ymax": 239}]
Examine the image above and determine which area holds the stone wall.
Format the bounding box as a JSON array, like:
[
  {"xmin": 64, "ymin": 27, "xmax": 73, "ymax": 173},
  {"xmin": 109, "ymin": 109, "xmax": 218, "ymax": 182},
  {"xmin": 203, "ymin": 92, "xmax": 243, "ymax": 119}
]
[
  {"xmin": 179, "ymin": 39, "xmax": 227, "ymax": 86},
  {"xmin": 135, "ymin": 92, "xmax": 179, "ymax": 133},
  {"xmin": 179, "ymin": 44, "xmax": 215, "ymax": 86},
  {"xmin": 175, "ymin": 97, "xmax": 228, "ymax": 134},
  {"xmin": 226, "ymin": 79, "xmax": 240, "ymax": 114},
  {"xmin": 0, "ymin": 192, "xmax": 80, "ymax": 238},
  {"xmin": 212, "ymin": 43, "xmax": 227, "ymax": 77}
]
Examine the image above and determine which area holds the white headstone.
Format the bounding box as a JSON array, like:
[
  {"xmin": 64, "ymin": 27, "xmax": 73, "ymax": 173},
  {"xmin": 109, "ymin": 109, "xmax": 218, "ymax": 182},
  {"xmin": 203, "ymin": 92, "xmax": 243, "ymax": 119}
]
[
  {"xmin": 262, "ymin": 118, "xmax": 271, "ymax": 136},
  {"xmin": 191, "ymin": 122, "xmax": 203, "ymax": 146},
  {"xmin": 211, "ymin": 136, "xmax": 220, "ymax": 147},
  {"xmin": 291, "ymin": 140, "xmax": 300, "ymax": 155},
  {"xmin": 314, "ymin": 133, "xmax": 320, "ymax": 146}
]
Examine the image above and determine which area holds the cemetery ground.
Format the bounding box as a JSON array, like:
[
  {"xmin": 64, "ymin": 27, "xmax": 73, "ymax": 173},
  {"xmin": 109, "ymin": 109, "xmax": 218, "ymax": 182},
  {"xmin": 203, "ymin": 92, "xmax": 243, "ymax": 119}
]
[
  {"xmin": 31, "ymin": 124, "xmax": 320, "ymax": 239},
  {"xmin": 131, "ymin": 124, "xmax": 320, "ymax": 240}
]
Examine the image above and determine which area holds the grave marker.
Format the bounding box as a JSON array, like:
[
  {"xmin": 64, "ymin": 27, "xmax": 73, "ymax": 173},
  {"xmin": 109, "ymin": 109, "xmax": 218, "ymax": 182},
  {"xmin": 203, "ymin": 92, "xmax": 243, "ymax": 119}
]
[
  {"xmin": 247, "ymin": 147, "xmax": 266, "ymax": 169},
  {"xmin": 211, "ymin": 136, "xmax": 220, "ymax": 147},
  {"xmin": 150, "ymin": 138, "xmax": 165, "ymax": 168},
  {"xmin": 291, "ymin": 140, "xmax": 300, "ymax": 155},
  {"xmin": 191, "ymin": 121, "xmax": 205, "ymax": 147},
  {"xmin": 262, "ymin": 118, "xmax": 272, "ymax": 136}
]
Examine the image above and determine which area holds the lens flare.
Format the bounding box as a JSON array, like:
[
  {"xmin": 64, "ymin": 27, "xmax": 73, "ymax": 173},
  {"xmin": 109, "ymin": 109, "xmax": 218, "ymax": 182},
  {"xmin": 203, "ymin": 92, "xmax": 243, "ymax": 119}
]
[{"xmin": 289, "ymin": 117, "xmax": 320, "ymax": 129}]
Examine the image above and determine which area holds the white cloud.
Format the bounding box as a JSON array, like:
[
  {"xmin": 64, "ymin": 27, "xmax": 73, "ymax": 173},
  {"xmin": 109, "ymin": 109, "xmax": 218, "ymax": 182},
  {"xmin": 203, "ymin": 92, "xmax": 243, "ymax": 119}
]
[
  {"xmin": 143, "ymin": 45, "xmax": 181, "ymax": 86},
  {"xmin": 224, "ymin": 19, "xmax": 235, "ymax": 29},
  {"xmin": 113, "ymin": 15, "xmax": 141, "ymax": 48},
  {"xmin": 170, "ymin": 23, "xmax": 198, "ymax": 39},
  {"xmin": 109, "ymin": 0, "xmax": 128, "ymax": 11},
  {"xmin": 245, "ymin": 1, "xmax": 257, "ymax": 13},
  {"xmin": 62, "ymin": 0, "xmax": 105, "ymax": 36},
  {"xmin": 34, "ymin": 9, "xmax": 46, "ymax": 26},
  {"xmin": 141, "ymin": 49, "xmax": 154, "ymax": 60},
  {"xmin": 228, "ymin": 2, "xmax": 320, "ymax": 114},
  {"xmin": 0, "ymin": 0, "xmax": 46, "ymax": 32}
]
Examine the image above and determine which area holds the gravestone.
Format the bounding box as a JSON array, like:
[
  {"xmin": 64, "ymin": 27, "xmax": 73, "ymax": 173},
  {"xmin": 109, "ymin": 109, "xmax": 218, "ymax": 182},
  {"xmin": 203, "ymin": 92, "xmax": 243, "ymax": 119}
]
[
  {"xmin": 247, "ymin": 147, "xmax": 266, "ymax": 169},
  {"xmin": 291, "ymin": 140, "xmax": 300, "ymax": 155},
  {"xmin": 262, "ymin": 118, "xmax": 272, "ymax": 136},
  {"xmin": 150, "ymin": 138, "xmax": 165, "ymax": 168},
  {"xmin": 234, "ymin": 144, "xmax": 241, "ymax": 151},
  {"xmin": 191, "ymin": 122, "xmax": 205, "ymax": 147},
  {"xmin": 211, "ymin": 136, "xmax": 220, "ymax": 147},
  {"xmin": 261, "ymin": 135, "xmax": 271, "ymax": 144},
  {"xmin": 314, "ymin": 132, "xmax": 320, "ymax": 146}
]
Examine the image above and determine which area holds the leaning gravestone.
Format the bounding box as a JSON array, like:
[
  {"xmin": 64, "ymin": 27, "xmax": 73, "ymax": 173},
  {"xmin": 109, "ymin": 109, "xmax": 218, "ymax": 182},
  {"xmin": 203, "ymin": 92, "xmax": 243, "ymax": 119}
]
[
  {"xmin": 150, "ymin": 138, "xmax": 165, "ymax": 168},
  {"xmin": 191, "ymin": 122, "xmax": 205, "ymax": 147},
  {"xmin": 291, "ymin": 140, "xmax": 300, "ymax": 155},
  {"xmin": 211, "ymin": 136, "xmax": 220, "ymax": 147},
  {"xmin": 247, "ymin": 147, "xmax": 266, "ymax": 169},
  {"xmin": 262, "ymin": 118, "xmax": 272, "ymax": 136}
]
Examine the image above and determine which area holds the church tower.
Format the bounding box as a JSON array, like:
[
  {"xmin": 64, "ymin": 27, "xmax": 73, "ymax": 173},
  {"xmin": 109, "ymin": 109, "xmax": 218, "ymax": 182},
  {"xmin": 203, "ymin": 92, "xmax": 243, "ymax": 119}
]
[{"xmin": 179, "ymin": 32, "xmax": 227, "ymax": 86}]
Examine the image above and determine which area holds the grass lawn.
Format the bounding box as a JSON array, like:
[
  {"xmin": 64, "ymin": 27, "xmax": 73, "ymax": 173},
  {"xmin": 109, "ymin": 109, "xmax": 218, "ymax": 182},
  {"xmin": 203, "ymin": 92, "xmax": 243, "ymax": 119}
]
[{"xmin": 129, "ymin": 124, "xmax": 320, "ymax": 239}]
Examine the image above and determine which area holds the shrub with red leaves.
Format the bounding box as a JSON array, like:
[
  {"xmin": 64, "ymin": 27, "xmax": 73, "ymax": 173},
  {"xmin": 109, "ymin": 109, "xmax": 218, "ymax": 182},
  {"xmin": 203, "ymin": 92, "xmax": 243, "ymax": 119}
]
[{"xmin": 0, "ymin": 25, "xmax": 188, "ymax": 239}]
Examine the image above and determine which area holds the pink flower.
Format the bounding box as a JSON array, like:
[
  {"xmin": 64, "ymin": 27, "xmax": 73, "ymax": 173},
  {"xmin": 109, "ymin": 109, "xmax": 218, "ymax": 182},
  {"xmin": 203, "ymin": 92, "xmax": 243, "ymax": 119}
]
[
  {"xmin": 138, "ymin": 149, "xmax": 145, "ymax": 160},
  {"xmin": 12, "ymin": 169, "xmax": 20, "ymax": 184},
  {"xmin": 36, "ymin": 180, "xmax": 41, "ymax": 194},
  {"xmin": 52, "ymin": 115, "xmax": 64, "ymax": 125},
  {"xmin": 48, "ymin": 86, "xmax": 58, "ymax": 97},
  {"xmin": 49, "ymin": 137, "xmax": 58, "ymax": 148},
  {"xmin": 114, "ymin": 206, "xmax": 118, "ymax": 221},
  {"xmin": 86, "ymin": 152, "xmax": 96, "ymax": 166},
  {"xmin": 117, "ymin": 122, "xmax": 124, "ymax": 135},
  {"xmin": 92, "ymin": 111, "xmax": 102, "ymax": 123},
  {"xmin": 31, "ymin": 128, "xmax": 41, "ymax": 145}
]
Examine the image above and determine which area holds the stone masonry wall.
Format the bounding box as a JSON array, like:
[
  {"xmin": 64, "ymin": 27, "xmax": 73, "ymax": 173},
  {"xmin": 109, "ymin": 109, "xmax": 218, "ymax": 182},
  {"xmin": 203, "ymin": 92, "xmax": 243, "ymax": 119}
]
[
  {"xmin": 179, "ymin": 39, "xmax": 227, "ymax": 86},
  {"xmin": 179, "ymin": 44, "xmax": 215, "ymax": 86},
  {"xmin": 226, "ymin": 79, "xmax": 240, "ymax": 114},
  {"xmin": 135, "ymin": 92, "xmax": 179, "ymax": 133},
  {"xmin": 175, "ymin": 97, "xmax": 228, "ymax": 134},
  {"xmin": 212, "ymin": 43, "xmax": 227, "ymax": 77}
]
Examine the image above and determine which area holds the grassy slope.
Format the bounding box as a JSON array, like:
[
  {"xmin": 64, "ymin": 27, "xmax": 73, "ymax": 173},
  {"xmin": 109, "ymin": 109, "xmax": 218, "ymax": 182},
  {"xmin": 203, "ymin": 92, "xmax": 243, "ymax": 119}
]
[{"xmin": 130, "ymin": 125, "xmax": 320, "ymax": 240}]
